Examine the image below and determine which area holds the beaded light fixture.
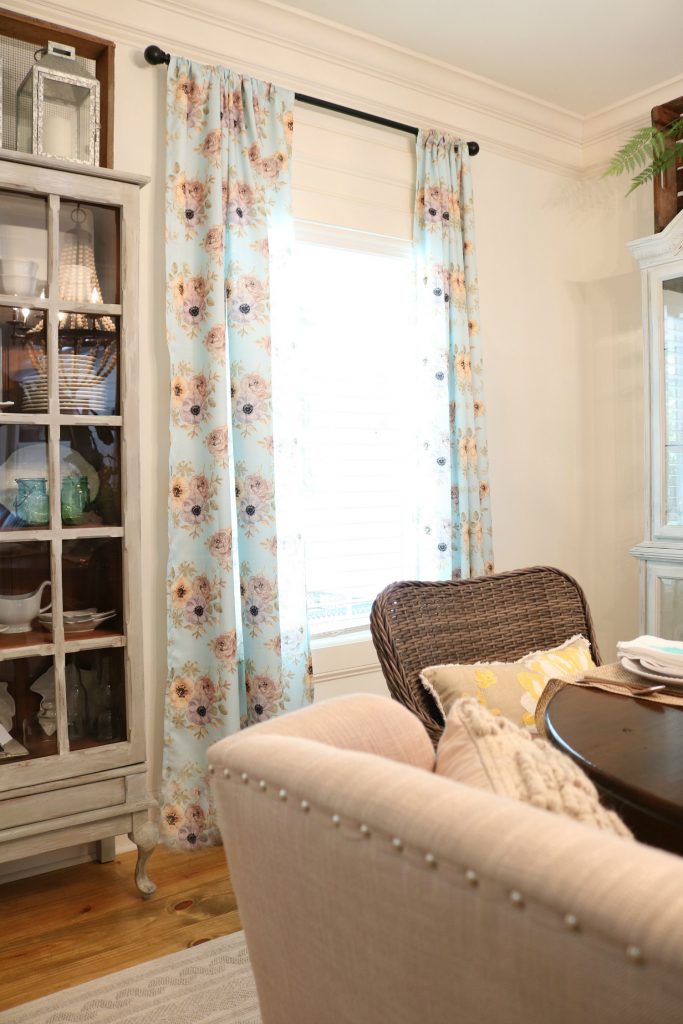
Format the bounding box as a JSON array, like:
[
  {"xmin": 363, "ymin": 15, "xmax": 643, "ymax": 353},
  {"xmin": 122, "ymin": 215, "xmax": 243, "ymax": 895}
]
[{"xmin": 59, "ymin": 205, "xmax": 115, "ymax": 332}]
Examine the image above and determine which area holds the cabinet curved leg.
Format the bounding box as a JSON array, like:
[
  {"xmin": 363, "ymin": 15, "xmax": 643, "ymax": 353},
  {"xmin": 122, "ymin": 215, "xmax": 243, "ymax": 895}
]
[{"xmin": 128, "ymin": 812, "xmax": 159, "ymax": 898}]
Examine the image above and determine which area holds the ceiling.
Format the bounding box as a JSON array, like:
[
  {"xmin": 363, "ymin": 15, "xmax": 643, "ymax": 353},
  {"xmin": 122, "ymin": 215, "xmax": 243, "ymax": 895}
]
[{"xmin": 280, "ymin": 0, "xmax": 683, "ymax": 115}]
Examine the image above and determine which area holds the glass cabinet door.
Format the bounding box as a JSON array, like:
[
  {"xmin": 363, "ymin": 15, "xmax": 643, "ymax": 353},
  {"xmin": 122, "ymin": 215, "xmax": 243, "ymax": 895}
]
[
  {"xmin": 662, "ymin": 277, "xmax": 683, "ymax": 528},
  {"xmin": 0, "ymin": 182, "xmax": 129, "ymax": 770}
]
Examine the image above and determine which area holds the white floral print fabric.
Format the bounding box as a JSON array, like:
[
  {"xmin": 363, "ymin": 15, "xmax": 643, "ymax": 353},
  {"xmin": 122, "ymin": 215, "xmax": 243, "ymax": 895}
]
[
  {"xmin": 414, "ymin": 130, "xmax": 494, "ymax": 578},
  {"xmin": 162, "ymin": 57, "xmax": 311, "ymax": 849}
]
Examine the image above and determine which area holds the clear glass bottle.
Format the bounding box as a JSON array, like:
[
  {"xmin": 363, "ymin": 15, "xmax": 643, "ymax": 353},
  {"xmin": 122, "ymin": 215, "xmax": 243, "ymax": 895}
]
[
  {"xmin": 96, "ymin": 675, "xmax": 115, "ymax": 742},
  {"xmin": 66, "ymin": 665, "xmax": 87, "ymax": 740}
]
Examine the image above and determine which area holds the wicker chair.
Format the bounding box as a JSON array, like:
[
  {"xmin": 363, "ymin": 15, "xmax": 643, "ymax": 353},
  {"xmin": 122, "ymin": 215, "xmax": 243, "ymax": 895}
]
[{"xmin": 370, "ymin": 566, "xmax": 601, "ymax": 746}]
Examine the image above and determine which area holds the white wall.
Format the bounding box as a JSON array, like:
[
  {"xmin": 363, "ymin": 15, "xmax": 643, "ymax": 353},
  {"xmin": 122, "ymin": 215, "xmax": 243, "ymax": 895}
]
[{"xmin": 3, "ymin": 0, "xmax": 672, "ymax": 816}]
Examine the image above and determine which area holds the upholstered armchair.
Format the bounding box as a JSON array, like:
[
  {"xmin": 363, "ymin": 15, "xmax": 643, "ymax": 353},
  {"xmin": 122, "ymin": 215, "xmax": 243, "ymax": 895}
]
[{"xmin": 209, "ymin": 694, "xmax": 683, "ymax": 1024}]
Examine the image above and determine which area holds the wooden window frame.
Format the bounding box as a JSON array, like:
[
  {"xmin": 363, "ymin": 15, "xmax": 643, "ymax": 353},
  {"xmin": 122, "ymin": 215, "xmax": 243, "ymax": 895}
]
[{"xmin": 0, "ymin": 7, "xmax": 114, "ymax": 168}]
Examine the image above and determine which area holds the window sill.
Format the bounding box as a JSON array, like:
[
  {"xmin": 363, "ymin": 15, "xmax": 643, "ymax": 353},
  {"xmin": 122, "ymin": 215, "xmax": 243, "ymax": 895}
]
[
  {"xmin": 310, "ymin": 627, "xmax": 372, "ymax": 651},
  {"xmin": 310, "ymin": 626, "xmax": 384, "ymax": 698}
]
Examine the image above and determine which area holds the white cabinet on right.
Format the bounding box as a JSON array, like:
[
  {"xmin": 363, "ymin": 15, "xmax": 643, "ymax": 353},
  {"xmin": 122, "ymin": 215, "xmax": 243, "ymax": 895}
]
[{"xmin": 630, "ymin": 211, "xmax": 683, "ymax": 637}]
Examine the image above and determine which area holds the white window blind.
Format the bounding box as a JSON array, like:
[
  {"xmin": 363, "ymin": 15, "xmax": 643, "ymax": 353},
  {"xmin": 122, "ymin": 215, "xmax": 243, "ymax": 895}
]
[{"xmin": 294, "ymin": 223, "xmax": 419, "ymax": 636}]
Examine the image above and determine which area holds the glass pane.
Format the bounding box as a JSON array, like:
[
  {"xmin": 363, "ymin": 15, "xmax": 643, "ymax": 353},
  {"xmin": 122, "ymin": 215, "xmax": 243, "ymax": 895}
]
[
  {"xmin": 0, "ymin": 541, "xmax": 52, "ymax": 648},
  {"xmin": 65, "ymin": 649, "xmax": 127, "ymax": 750},
  {"xmin": 0, "ymin": 655, "xmax": 58, "ymax": 763},
  {"xmin": 659, "ymin": 577, "xmax": 683, "ymax": 642},
  {"xmin": 294, "ymin": 237, "xmax": 418, "ymax": 632},
  {"xmin": 663, "ymin": 277, "xmax": 683, "ymax": 526},
  {"xmin": 59, "ymin": 202, "xmax": 120, "ymax": 306},
  {"xmin": 58, "ymin": 315, "xmax": 119, "ymax": 415},
  {"xmin": 0, "ymin": 306, "xmax": 48, "ymax": 414},
  {"xmin": 0, "ymin": 425, "xmax": 50, "ymax": 530},
  {"xmin": 62, "ymin": 538, "xmax": 123, "ymax": 637},
  {"xmin": 59, "ymin": 426, "xmax": 120, "ymax": 527},
  {"xmin": 0, "ymin": 191, "xmax": 48, "ymax": 298},
  {"xmin": 42, "ymin": 82, "xmax": 93, "ymax": 163}
]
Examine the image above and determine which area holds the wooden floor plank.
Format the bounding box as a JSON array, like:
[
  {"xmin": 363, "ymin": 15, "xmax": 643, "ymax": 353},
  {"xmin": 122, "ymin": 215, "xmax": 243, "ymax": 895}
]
[{"xmin": 0, "ymin": 846, "xmax": 240, "ymax": 1012}]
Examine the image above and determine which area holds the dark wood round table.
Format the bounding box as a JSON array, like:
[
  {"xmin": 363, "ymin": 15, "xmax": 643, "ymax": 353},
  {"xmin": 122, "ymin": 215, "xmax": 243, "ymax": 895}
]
[{"xmin": 544, "ymin": 684, "xmax": 683, "ymax": 856}]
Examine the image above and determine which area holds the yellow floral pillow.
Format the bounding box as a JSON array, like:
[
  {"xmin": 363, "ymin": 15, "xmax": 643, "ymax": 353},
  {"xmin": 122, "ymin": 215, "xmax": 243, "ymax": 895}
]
[{"xmin": 419, "ymin": 635, "xmax": 595, "ymax": 732}]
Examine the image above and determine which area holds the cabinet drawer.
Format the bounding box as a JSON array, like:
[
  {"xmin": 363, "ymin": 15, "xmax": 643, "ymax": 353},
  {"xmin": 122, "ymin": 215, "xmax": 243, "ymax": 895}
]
[{"xmin": 0, "ymin": 778, "xmax": 126, "ymax": 831}]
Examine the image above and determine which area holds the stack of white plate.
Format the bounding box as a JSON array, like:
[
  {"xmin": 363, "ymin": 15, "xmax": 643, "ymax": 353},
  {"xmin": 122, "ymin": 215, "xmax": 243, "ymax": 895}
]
[
  {"xmin": 20, "ymin": 355, "xmax": 114, "ymax": 414},
  {"xmin": 38, "ymin": 608, "xmax": 116, "ymax": 634},
  {"xmin": 18, "ymin": 373, "xmax": 48, "ymax": 412},
  {"xmin": 59, "ymin": 378, "xmax": 110, "ymax": 413}
]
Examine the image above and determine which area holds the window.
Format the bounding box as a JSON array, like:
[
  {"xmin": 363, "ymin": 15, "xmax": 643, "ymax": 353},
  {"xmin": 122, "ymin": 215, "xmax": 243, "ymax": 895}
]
[{"xmin": 294, "ymin": 223, "xmax": 418, "ymax": 636}]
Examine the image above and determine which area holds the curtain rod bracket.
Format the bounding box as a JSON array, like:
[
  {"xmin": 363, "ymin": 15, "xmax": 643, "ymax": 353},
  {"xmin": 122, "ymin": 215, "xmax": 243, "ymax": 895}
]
[{"xmin": 142, "ymin": 45, "xmax": 479, "ymax": 155}]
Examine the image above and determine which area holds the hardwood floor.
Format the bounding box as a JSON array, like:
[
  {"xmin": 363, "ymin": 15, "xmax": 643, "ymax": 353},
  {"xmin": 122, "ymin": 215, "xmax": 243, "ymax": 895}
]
[{"xmin": 0, "ymin": 846, "xmax": 240, "ymax": 1012}]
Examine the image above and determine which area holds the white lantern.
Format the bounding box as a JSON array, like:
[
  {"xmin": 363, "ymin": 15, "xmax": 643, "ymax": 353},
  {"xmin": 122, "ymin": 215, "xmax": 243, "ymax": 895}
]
[{"xmin": 16, "ymin": 42, "xmax": 100, "ymax": 166}]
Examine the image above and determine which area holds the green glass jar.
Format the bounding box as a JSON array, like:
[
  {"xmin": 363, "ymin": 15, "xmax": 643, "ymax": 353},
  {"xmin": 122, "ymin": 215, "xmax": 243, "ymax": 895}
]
[
  {"xmin": 15, "ymin": 477, "xmax": 49, "ymax": 525},
  {"xmin": 61, "ymin": 475, "xmax": 90, "ymax": 524}
]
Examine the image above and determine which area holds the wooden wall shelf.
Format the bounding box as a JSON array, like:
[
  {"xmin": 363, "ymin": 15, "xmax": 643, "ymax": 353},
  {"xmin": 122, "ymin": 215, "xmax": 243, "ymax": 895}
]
[{"xmin": 0, "ymin": 7, "xmax": 115, "ymax": 168}]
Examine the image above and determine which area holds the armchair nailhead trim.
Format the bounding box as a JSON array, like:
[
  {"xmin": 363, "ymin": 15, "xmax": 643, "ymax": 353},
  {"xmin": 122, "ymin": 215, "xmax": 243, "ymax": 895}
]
[
  {"xmin": 222, "ymin": 776, "xmax": 648, "ymax": 962},
  {"xmin": 208, "ymin": 765, "xmax": 215, "ymax": 775}
]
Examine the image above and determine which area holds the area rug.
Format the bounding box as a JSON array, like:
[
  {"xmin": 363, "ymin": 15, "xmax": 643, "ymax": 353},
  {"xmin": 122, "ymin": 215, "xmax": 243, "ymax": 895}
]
[{"xmin": 0, "ymin": 930, "xmax": 261, "ymax": 1024}]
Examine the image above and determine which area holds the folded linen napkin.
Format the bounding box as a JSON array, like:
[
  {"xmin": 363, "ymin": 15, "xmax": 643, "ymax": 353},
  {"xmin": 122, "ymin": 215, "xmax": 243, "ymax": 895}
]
[
  {"xmin": 535, "ymin": 661, "xmax": 683, "ymax": 736},
  {"xmin": 617, "ymin": 635, "xmax": 683, "ymax": 678}
]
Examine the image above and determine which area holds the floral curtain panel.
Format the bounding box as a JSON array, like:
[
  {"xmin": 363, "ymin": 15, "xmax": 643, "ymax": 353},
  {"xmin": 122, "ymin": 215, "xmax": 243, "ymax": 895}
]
[
  {"xmin": 414, "ymin": 129, "xmax": 494, "ymax": 579},
  {"xmin": 161, "ymin": 57, "xmax": 312, "ymax": 849}
]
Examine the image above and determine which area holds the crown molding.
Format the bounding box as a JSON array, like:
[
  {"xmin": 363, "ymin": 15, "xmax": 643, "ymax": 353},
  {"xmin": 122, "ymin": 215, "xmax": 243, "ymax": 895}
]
[
  {"xmin": 628, "ymin": 209, "xmax": 683, "ymax": 267},
  {"xmin": 10, "ymin": 0, "xmax": 585, "ymax": 174},
  {"xmin": 582, "ymin": 72, "xmax": 683, "ymax": 168},
  {"xmin": 10, "ymin": 0, "xmax": 682, "ymax": 179}
]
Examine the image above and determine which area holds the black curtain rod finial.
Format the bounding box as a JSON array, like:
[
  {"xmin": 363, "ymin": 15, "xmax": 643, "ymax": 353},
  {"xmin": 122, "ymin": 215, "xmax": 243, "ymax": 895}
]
[{"xmin": 144, "ymin": 44, "xmax": 170, "ymax": 65}]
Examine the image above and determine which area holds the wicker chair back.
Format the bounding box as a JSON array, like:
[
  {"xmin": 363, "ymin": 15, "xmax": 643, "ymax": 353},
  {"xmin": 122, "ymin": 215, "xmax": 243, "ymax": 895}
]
[{"xmin": 369, "ymin": 566, "xmax": 601, "ymax": 745}]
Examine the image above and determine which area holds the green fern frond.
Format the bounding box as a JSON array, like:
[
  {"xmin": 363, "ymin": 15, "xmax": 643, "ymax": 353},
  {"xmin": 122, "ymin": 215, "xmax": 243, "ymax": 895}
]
[
  {"xmin": 626, "ymin": 144, "xmax": 683, "ymax": 193},
  {"xmin": 604, "ymin": 116, "xmax": 683, "ymax": 194},
  {"xmin": 603, "ymin": 126, "xmax": 663, "ymax": 178}
]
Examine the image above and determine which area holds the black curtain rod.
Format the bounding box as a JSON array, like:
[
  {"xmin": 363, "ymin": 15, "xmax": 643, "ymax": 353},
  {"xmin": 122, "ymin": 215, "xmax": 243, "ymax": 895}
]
[{"xmin": 144, "ymin": 45, "xmax": 480, "ymax": 156}]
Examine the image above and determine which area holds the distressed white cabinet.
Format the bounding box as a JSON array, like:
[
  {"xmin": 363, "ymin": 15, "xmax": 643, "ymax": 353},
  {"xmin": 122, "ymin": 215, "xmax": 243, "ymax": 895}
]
[
  {"xmin": 0, "ymin": 151, "xmax": 157, "ymax": 895},
  {"xmin": 630, "ymin": 209, "xmax": 683, "ymax": 640}
]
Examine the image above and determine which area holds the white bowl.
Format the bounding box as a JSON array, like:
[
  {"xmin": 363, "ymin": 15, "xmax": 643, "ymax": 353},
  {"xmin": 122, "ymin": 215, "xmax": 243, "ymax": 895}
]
[{"xmin": 1, "ymin": 259, "xmax": 38, "ymax": 296}]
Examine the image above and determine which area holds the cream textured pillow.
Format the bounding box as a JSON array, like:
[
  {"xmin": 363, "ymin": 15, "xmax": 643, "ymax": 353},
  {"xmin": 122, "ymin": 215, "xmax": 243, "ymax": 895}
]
[
  {"xmin": 419, "ymin": 634, "xmax": 595, "ymax": 732},
  {"xmin": 435, "ymin": 697, "xmax": 632, "ymax": 838}
]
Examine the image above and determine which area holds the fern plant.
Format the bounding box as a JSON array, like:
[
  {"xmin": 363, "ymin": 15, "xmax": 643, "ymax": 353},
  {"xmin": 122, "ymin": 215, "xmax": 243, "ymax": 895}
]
[{"xmin": 604, "ymin": 119, "xmax": 683, "ymax": 193}]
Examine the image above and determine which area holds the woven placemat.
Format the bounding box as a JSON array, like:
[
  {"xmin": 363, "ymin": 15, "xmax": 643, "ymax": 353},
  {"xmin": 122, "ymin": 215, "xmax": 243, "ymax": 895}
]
[{"xmin": 535, "ymin": 661, "xmax": 683, "ymax": 736}]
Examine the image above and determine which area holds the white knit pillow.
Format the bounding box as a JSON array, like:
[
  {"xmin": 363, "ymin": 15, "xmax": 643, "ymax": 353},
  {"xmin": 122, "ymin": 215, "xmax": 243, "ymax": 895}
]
[{"xmin": 436, "ymin": 697, "xmax": 632, "ymax": 838}]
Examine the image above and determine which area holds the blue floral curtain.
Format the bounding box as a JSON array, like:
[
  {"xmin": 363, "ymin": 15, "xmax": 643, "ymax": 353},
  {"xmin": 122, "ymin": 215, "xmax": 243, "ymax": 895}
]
[
  {"xmin": 161, "ymin": 57, "xmax": 312, "ymax": 849},
  {"xmin": 414, "ymin": 129, "xmax": 494, "ymax": 579}
]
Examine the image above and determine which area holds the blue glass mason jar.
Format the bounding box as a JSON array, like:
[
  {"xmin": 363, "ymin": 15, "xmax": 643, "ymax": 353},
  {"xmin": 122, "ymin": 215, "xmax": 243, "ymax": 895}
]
[{"xmin": 15, "ymin": 477, "xmax": 49, "ymax": 525}]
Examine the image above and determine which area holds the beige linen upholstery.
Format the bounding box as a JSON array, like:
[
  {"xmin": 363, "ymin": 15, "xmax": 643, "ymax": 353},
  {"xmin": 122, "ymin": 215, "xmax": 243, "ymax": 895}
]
[{"xmin": 209, "ymin": 695, "xmax": 683, "ymax": 1024}]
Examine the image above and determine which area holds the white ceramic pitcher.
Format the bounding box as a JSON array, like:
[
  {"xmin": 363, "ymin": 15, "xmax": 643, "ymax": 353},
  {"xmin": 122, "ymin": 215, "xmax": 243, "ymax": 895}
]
[{"xmin": 0, "ymin": 581, "xmax": 51, "ymax": 633}]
